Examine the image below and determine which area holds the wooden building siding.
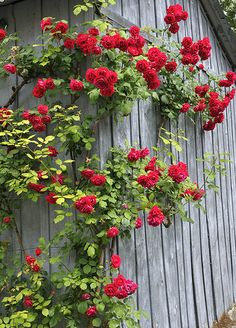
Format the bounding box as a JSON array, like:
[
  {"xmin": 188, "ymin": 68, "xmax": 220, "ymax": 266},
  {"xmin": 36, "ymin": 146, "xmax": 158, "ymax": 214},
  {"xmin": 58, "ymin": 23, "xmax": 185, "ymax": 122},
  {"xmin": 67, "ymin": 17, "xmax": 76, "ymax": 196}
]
[{"xmin": 0, "ymin": 0, "xmax": 236, "ymax": 327}]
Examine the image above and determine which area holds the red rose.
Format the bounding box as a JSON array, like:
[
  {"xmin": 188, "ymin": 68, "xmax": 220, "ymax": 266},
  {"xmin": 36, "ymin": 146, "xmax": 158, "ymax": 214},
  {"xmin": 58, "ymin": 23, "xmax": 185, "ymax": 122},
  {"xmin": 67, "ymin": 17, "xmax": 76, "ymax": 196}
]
[
  {"xmin": 90, "ymin": 174, "xmax": 106, "ymax": 186},
  {"xmin": 3, "ymin": 216, "xmax": 11, "ymax": 224},
  {"xmin": 136, "ymin": 59, "xmax": 150, "ymax": 73},
  {"xmin": 100, "ymin": 86, "xmax": 115, "ymax": 97},
  {"xmin": 32, "ymin": 264, "xmax": 40, "ymax": 272},
  {"xmin": 139, "ymin": 147, "xmax": 150, "ymax": 158},
  {"xmin": 33, "ymin": 122, "xmax": 46, "ymax": 132},
  {"xmin": 148, "ymin": 78, "xmax": 161, "ymax": 90},
  {"xmin": 113, "ymin": 274, "xmax": 126, "ymax": 287},
  {"xmin": 23, "ymin": 296, "xmax": 33, "ymax": 308},
  {"xmin": 81, "ymin": 168, "xmax": 95, "ymax": 179},
  {"xmin": 51, "ymin": 173, "xmax": 64, "ymax": 185},
  {"xmin": 198, "ymin": 63, "xmax": 204, "ymax": 70},
  {"xmin": 168, "ymin": 162, "xmax": 188, "ymax": 183},
  {"xmin": 0, "ymin": 29, "xmax": 7, "ymax": 41},
  {"xmin": 64, "ymin": 38, "xmax": 75, "ymax": 49},
  {"xmin": 22, "ymin": 110, "xmax": 31, "ymax": 120},
  {"xmin": 104, "ymin": 283, "xmax": 118, "ymax": 297},
  {"xmin": 226, "ymin": 71, "xmax": 236, "ymax": 83},
  {"xmin": 44, "ymin": 78, "xmax": 55, "ymax": 90},
  {"xmin": 127, "ymin": 148, "xmax": 140, "ymax": 162},
  {"xmin": 48, "ymin": 146, "xmax": 58, "ymax": 157},
  {"xmin": 52, "ymin": 21, "xmax": 68, "ymax": 34},
  {"xmin": 32, "ymin": 86, "xmax": 45, "ymax": 98},
  {"xmin": 135, "ymin": 217, "xmax": 143, "ymax": 229},
  {"xmin": 85, "ymin": 68, "xmax": 96, "ymax": 83},
  {"xmin": 169, "ymin": 23, "xmax": 179, "ymax": 34},
  {"xmin": 35, "ymin": 247, "xmax": 42, "ymax": 256},
  {"xmin": 94, "ymin": 76, "xmax": 109, "ymax": 89},
  {"xmin": 41, "ymin": 18, "xmax": 53, "ymax": 31},
  {"xmin": 81, "ymin": 293, "xmax": 91, "ymax": 300},
  {"xmin": 101, "ymin": 35, "xmax": 116, "ymax": 49},
  {"xmin": 75, "ymin": 195, "xmax": 97, "ymax": 214},
  {"xmin": 28, "ymin": 182, "xmax": 46, "ymax": 193},
  {"xmin": 147, "ymin": 205, "xmax": 165, "ymax": 227},
  {"xmin": 181, "ymin": 11, "xmax": 188, "ymax": 20},
  {"xmin": 203, "ymin": 120, "xmax": 216, "ymax": 131},
  {"xmin": 180, "ymin": 103, "xmax": 190, "ymax": 113},
  {"xmin": 42, "ymin": 115, "xmax": 51, "ymax": 124},
  {"xmin": 129, "ymin": 26, "xmax": 140, "ymax": 36},
  {"xmin": 3, "ymin": 64, "xmax": 16, "ymax": 74},
  {"xmin": 165, "ymin": 61, "xmax": 177, "ymax": 72},
  {"xmin": 107, "ymin": 227, "xmax": 119, "ymax": 238},
  {"xmin": 69, "ymin": 79, "xmax": 84, "ymax": 91},
  {"xmin": 92, "ymin": 46, "xmax": 102, "ymax": 55},
  {"xmin": 45, "ymin": 192, "xmax": 58, "ymax": 204},
  {"xmin": 26, "ymin": 255, "xmax": 36, "ymax": 265},
  {"xmin": 111, "ymin": 254, "xmax": 121, "ymax": 268},
  {"xmin": 88, "ymin": 27, "xmax": 99, "ymax": 36},
  {"xmin": 145, "ymin": 156, "xmax": 157, "ymax": 171},
  {"xmin": 38, "ymin": 104, "xmax": 48, "ymax": 115},
  {"xmin": 164, "ymin": 14, "xmax": 175, "ymax": 24},
  {"xmin": 86, "ymin": 306, "xmax": 97, "ymax": 317},
  {"xmin": 107, "ymin": 71, "xmax": 118, "ymax": 84}
]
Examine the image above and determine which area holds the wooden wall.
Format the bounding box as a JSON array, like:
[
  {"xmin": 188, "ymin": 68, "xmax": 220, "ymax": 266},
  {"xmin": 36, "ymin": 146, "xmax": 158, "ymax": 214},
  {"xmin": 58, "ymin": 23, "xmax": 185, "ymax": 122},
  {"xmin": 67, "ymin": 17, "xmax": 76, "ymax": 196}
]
[{"xmin": 0, "ymin": 0, "xmax": 236, "ymax": 327}]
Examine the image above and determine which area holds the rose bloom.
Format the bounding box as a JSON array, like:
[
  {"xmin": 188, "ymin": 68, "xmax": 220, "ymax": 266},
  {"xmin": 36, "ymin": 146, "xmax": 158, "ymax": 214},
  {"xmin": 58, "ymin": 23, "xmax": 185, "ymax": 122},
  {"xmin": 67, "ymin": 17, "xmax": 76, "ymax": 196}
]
[
  {"xmin": 51, "ymin": 21, "xmax": 69, "ymax": 34},
  {"xmin": 0, "ymin": 29, "xmax": 7, "ymax": 41},
  {"xmin": 169, "ymin": 23, "xmax": 179, "ymax": 34},
  {"xmin": 23, "ymin": 296, "xmax": 33, "ymax": 308},
  {"xmin": 35, "ymin": 247, "xmax": 42, "ymax": 256},
  {"xmin": 113, "ymin": 274, "xmax": 126, "ymax": 287},
  {"xmin": 81, "ymin": 293, "xmax": 91, "ymax": 300},
  {"xmin": 42, "ymin": 115, "xmax": 51, "ymax": 124},
  {"xmin": 104, "ymin": 283, "xmax": 118, "ymax": 297},
  {"xmin": 180, "ymin": 103, "xmax": 190, "ymax": 113},
  {"xmin": 69, "ymin": 79, "xmax": 84, "ymax": 91},
  {"xmin": 129, "ymin": 25, "xmax": 140, "ymax": 36},
  {"xmin": 44, "ymin": 78, "xmax": 55, "ymax": 90},
  {"xmin": 3, "ymin": 64, "xmax": 16, "ymax": 74},
  {"xmin": 165, "ymin": 61, "xmax": 177, "ymax": 72},
  {"xmin": 81, "ymin": 168, "xmax": 95, "ymax": 179},
  {"xmin": 88, "ymin": 27, "xmax": 99, "ymax": 36},
  {"xmin": 168, "ymin": 162, "xmax": 188, "ymax": 183},
  {"xmin": 45, "ymin": 192, "xmax": 58, "ymax": 204},
  {"xmin": 38, "ymin": 104, "xmax": 48, "ymax": 115},
  {"xmin": 51, "ymin": 173, "xmax": 64, "ymax": 185},
  {"xmin": 32, "ymin": 264, "xmax": 40, "ymax": 272},
  {"xmin": 111, "ymin": 254, "xmax": 121, "ymax": 268},
  {"xmin": 86, "ymin": 306, "xmax": 97, "ymax": 317},
  {"xmin": 107, "ymin": 227, "xmax": 119, "ymax": 238},
  {"xmin": 41, "ymin": 17, "xmax": 53, "ymax": 31},
  {"xmin": 135, "ymin": 217, "xmax": 143, "ymax": 229},
  {"xmin": 64, "ymin": 38, "xmax": 75, "ymax": 49},
  {"xmin": 32, "ymin": 86, "xmax": 45, "ymax": 98},
  {"xmin": 100, "ymin": 86, "xmax": 115, "ymax": 97},
  {"xmin": 28, "ymin": 182, "xmax": 46, "ymax": 193},
  {"xmin": 48, "ymin": 146, "xmax": 58, "ymax": 157},
  {"xmin": 127, "ymin": 148, "xmax": 140, "ymax": 162},
  {"xmin": 3, "ymin": 216, "xmax": 11, "ymax": 224},
  {"xmin": 90, "ymin": 174, "xmax": 106, "ymax": 186}
]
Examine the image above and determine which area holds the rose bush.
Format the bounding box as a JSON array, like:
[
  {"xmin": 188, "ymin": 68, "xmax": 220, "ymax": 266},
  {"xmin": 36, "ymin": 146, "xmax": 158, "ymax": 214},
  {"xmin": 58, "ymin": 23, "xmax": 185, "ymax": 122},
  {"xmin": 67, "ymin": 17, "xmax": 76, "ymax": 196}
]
[{"xmin": 0, "ymin": 2, "xmax": 232, "ymax": 327}]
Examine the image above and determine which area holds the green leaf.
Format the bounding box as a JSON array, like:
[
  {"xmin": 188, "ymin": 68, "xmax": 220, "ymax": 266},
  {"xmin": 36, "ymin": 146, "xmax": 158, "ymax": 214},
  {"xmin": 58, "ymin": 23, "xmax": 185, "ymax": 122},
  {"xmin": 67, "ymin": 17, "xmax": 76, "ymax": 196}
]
[
  {"xmin": 42, "ymin": 308, "xmax": 49, "ymax": 317},
  {"xmin": 80, "ymin": 282, "xmax": 87, "ymax": 290},
  {"xmin": 77, "ymin": 301, "xmax": 88, "ymax": 314},
  {"xmin": 83, "ymin": 265, "xmax": 91, "ymax": 274},
  {"xmin": 87, "ymin": 246, "xmax": 95, "ymax": 257},
  {"xmin": 92, "ymin": 318, "xmax": 102, "ymax": 327}
]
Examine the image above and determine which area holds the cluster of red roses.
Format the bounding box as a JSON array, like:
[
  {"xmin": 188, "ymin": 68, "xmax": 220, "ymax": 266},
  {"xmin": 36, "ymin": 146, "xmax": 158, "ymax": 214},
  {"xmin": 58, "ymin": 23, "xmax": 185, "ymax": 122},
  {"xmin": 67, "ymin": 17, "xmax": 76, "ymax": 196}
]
[
  {"xmin": 41, "ymin": 18, "xmax": 68, "ymax": 35},
  {"xmin": 22, "ymin": 105, "xmax": 51, "ymax": 132},
  {"xmin": 136, "ymin": 47, "xmax": 168, "ymax": 90},
  {"xmin": 127, "ymin": 147, "xmax": 150, "ymax": 162},
  {"xmin": 0, "ymin": 107, "xmax": 11, "ymax": 124},
  {"xmin": 85, "ymin": 67, "xmax": 118, "ymax": 97},
  {"xmin": 76, "ymin": 28, "xmax": 101, "ymax": 54},
  {"xmin": 104, "ymin": 274, "xmax": 138, "ymax": 299},
  {"xmin": 219, "ymin": 71, "xmax": 236, "ymax": 88},
  {"xmin": 101, "ymin": 25, "xmax": 145, "ymax": 57},
  {"xmin": 182, "ymin": 184, "xmax": 205, "ymax": 201},
  {"xmin": 180, "ymin": 36, "xmax": 211, "ymax": 66},
  {"xmin": 32, "ymin": 78, "xmax": 55, "ymax": 98},
  {"xmin": 25, "ymin": 247, "xmax": 42, "ymax": 272},
  {"xmin": 137, "ymin": 171, "xmax": 160, "ymax": 189},
  {"xmin": 147, "ymin": 205, "xmax": 165, "ymax": 227},
  {"xmin": 81, "ymin": 168, "xmax": 107, "ymax": 186},
  {"xmin": 168, "ymin": 162, "xmax": 189, "ymax": 183},
  {"xmin": 164, "ymin": 4, "xmax": 188, "ymax": 34},
  {"xmin": 74, "ymin": 195, "xmax": 97, "ymax": 214}
]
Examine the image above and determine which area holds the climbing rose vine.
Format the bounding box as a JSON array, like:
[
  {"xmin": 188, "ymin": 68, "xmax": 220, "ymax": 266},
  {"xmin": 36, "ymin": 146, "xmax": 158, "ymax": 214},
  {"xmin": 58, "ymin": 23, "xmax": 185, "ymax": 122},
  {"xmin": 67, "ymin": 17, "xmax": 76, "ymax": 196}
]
[{"xmin": 0, "ymin": 2, "xmax": 233, "ymax": 327}]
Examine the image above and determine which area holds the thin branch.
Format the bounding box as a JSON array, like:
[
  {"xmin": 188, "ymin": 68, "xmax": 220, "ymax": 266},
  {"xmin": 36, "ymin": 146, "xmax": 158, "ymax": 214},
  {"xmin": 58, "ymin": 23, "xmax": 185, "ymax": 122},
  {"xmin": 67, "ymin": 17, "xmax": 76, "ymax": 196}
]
[{"xmin": 3, "ymin": 79, "xmax": 28, "ymax": 108}]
